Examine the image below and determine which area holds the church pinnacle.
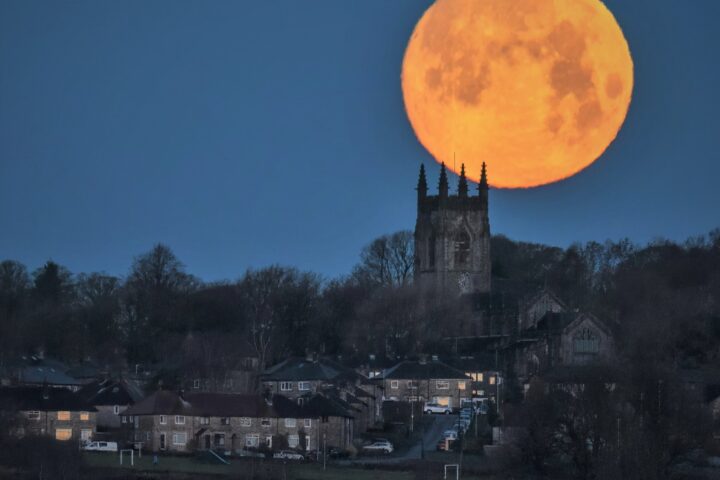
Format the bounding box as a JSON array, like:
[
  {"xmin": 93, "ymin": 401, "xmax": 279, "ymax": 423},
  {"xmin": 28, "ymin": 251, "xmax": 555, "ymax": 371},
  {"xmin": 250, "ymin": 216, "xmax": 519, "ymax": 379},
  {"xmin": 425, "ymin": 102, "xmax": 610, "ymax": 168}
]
[
  {"xmin": 417, "ymin": 164, "xmax": 427, "ymax": 200},
  {"xmin": 458, "ymin": 163, "xmax": 468, "ymax": 197},
  {"xmin": 438, "ymin": 162, "xmax": 449, "ymax": 198}
]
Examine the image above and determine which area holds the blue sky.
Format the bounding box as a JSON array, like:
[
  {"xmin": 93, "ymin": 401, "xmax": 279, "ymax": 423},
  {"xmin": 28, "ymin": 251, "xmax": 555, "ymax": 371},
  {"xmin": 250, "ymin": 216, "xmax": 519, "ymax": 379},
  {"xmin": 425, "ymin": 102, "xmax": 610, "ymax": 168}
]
[{"xmin": 1, "ymin": 0, "xmax": 718, "ymax": 282}]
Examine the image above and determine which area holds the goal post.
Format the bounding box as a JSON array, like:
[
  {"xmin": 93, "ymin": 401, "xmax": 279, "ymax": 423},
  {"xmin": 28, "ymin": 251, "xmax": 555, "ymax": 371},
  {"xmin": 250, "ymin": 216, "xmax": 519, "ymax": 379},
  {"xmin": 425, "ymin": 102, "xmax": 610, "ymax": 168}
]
[{"xmin": 120, "ymin": 449, "xmax": 134, "ymax": 466}]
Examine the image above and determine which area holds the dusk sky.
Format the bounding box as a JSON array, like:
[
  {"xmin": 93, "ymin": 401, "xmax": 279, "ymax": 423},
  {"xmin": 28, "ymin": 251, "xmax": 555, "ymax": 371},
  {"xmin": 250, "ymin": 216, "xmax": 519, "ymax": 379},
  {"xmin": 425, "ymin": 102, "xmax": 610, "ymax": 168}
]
[{"xmin": 1, "ymin": 0, "xmax": 718, "ymax": 282}]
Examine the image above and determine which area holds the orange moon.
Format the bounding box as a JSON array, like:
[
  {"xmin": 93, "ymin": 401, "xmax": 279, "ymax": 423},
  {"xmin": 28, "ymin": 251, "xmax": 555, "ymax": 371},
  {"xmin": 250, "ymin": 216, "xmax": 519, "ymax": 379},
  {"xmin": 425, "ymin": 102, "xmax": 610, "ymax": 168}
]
[{"xmin": 402, "ymin": 0, "xmax": 633, "ymax": 188}]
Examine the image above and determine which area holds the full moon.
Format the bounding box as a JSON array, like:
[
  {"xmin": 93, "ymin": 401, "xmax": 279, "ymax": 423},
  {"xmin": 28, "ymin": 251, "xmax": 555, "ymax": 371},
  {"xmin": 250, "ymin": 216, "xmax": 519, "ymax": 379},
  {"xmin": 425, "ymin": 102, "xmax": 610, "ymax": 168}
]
[{"xmin": 402, "ymin": 0, "xmax": 633, "ymax": 188}]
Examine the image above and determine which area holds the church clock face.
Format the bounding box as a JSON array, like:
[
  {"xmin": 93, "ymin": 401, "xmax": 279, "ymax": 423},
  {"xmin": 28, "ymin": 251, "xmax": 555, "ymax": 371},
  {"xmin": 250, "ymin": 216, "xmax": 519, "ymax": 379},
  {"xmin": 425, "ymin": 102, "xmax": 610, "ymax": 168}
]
[{"xmin": 458, "ymin": 272, "xmax": 471, "ymax": 294}]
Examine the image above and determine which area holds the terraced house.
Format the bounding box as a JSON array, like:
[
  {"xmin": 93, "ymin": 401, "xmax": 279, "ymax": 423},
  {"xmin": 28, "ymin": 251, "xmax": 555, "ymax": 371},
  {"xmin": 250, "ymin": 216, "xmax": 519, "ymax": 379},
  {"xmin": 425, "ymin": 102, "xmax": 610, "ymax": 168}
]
[
  {"xmin": 261, "ymin": 356, "xmax": 381, "ymax": 433},
  {"xmin": 381, "ymin": 359, "xmax": 472, "ymax": 409},
  {"xmin": 123, "ymin": 390, "xmax": 353, "ymax": 453},
  {"xmin": 0, "ymin": 386, "xmax": 97, "ymax": 442}
]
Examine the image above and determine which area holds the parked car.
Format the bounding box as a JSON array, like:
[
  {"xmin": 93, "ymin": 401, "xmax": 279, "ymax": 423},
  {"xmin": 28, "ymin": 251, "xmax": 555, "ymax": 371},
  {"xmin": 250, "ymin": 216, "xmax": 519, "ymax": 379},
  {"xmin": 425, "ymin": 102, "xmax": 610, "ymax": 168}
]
[
  {"xmin": 424, "ymin": 402, "xmax": 452, "ymax": 415},
  {"xmin": 81, "ymin": 441, "xmax": 118, "ymax": 452},
  {"xmin": 362, "ymin": 440, "xmax": 394, "ymax": 454},
  {"xmin": 327, "ymin": 447, "xmax": 350, "ymax": 459},
  {"xmin": 273, "ymin": 450, "xmax": 304, "ymax": 461},
  {"xmin": 238, "ymin": 449, "xmax": 266, "ymax": 458}
]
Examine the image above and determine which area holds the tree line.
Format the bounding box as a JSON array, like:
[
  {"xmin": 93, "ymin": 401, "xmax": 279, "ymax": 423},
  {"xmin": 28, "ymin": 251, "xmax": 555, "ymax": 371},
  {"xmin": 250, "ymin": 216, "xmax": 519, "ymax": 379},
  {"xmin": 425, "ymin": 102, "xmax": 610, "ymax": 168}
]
[{"xmin": 1, "ymin": 230, "xmax": 719, "ymax": 379}]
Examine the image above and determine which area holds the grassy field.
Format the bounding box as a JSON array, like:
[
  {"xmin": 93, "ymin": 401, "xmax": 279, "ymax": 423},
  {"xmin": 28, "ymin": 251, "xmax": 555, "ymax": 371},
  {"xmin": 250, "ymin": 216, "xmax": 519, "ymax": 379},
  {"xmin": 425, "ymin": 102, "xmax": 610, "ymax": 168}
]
[{"xmin": 84, "ymin": 452, "xmax": 415, "ymax": 479}]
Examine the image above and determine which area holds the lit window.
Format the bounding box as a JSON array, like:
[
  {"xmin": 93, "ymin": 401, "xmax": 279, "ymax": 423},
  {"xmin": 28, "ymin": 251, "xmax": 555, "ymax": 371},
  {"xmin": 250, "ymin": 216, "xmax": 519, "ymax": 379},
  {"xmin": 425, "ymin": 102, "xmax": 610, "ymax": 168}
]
[
  {"xmin": 458, "ymin": 382, "xmax": 466, "ymax": 390},
  {"xmin": 304, "ymin": 419, "xmax": 311, "ymax": 428},
  {"xmin": 175, "ymin": 415, "xmax": 185, "ymax": 425},
  {"xmin": 57, "ymin": 411, "xmax": 70, "ymax": 421},
  {"xmin": 261, "ymin": 418, "xmax": 271, "ymax": 427},
  {"xmin": 159, "ymin": 415, "xmax": 166, "ymax": 425},
  {"xmin": 298, "ymin": 382, "xmax": 311, "ymax": 391},
  {"xmin": 79, "ymin": 411, "xmax": 89, "ymax": 421},
  {"xmin": 436, "ymin": 381, "xmax": 449, "ymax": 390},
  {"xmin": 55, "ymin": 428, "xmax": 72, "ymax": 441},
  {"xmin": 280, "ymin": 382, "xmax": 293, "ymax": 391},
  {"xmin": 172, "ymin": 432, "xmax": 187, "ymax": 445},
  {"xmin": 27, "ymin": 411, "xmax": 40, "ymax": 421},
  {"xmin": 285, "ymin": 418, "xmax": 296, "ymax": 428},
  {"xmin": 240, "ymin": 417, "xmax": 251, "ymax": 427},
  {"xmin": 489, "ymin": 376, "xmax": 496, "ymax": 385},
  {"xmin": 390, "ymin": 380, "xmax": 399, "ymax": 389}
]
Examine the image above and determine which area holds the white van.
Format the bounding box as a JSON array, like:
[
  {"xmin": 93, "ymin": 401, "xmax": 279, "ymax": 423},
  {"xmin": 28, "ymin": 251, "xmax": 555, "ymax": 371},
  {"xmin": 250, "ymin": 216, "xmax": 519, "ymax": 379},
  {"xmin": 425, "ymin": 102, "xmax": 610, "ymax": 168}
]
[{"xmin": 82, "ymin": 441, "xmax": 118, "ymax": 452}]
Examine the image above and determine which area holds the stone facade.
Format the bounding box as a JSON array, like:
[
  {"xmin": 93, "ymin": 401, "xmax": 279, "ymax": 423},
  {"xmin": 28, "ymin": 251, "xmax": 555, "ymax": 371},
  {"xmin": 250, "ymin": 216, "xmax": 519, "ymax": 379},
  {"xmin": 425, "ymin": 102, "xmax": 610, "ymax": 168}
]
[
  {"xmin": 124, "ymin": 391, "xmax": 354, "ymax": 454},
  {"xmin": 515, "ymin": 311, "xmax": 615, "ymax": 381},
  {"xmin": 381, "ymin": 360, "xmax": 472, "ymax": 409},
  {"xmin": 414, "ymin": 163, "xmax": 491, "ymax": 296},
  {"xmin": 20, "ymin": 409, "xmax": 96, "ymax": 442}
]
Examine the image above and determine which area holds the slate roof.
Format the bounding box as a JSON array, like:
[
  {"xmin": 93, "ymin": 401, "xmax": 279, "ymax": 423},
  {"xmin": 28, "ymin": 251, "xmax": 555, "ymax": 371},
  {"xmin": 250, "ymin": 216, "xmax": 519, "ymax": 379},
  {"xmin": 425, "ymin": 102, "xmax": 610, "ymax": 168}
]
[
  {"xmin": 262, "ymin": 357, "xmax": 365, "ymax": 383},
  {"xmin": 79, "ymin": 378, "xmax": 144, "ymax": 406},
  {"xmin": 382, "ymin": 360, "xmax": 471, "ymax": 380},
  {"xmin": 2, "ymin": 356, "xmax": 84, "ymax": 388},
  {"xmin": 0, "ymin": 386, "xmax": 97, "ymax": 412},
  {"xmin": 124, "ymin": 391, "xmax": 353, "ymax": 419}
]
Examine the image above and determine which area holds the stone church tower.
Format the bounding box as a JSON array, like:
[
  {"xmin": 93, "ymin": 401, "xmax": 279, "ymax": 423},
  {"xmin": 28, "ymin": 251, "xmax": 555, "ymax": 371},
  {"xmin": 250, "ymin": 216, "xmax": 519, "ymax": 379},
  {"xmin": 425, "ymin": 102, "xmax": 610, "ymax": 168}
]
[{"xmin": 414, "ymin": 162, "xmax": 491, "ymax": 295}]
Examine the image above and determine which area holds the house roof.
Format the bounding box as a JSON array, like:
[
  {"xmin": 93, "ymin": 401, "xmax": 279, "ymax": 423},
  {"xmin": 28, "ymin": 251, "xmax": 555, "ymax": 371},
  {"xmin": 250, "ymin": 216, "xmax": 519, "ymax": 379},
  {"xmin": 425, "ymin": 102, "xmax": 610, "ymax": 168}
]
[
  {"xmin": 0, "ymin": 386, "xmax": 97, "ymax": 412},
  {"xmin": 262, "ymin": 357, "xmax": 366, "ymax": 383},
  {"xmin": 382, "ymin": 360, "xmax": 471, "ymax": 380},
  {"xmin": 79, "ymin": 378, "xmax": 144, "ymax": 406},
  {"xmin": 124, "ymin": 391, "xmax": 353, "ymax": 419}
]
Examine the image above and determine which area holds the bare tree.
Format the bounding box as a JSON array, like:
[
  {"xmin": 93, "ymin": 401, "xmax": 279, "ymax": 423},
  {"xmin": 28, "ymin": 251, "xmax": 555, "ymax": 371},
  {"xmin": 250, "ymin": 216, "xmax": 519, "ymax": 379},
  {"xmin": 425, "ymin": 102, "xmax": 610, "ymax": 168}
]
[{"xmin": 353, "ymin": 230, "xmax": 414, "ymax": 287}]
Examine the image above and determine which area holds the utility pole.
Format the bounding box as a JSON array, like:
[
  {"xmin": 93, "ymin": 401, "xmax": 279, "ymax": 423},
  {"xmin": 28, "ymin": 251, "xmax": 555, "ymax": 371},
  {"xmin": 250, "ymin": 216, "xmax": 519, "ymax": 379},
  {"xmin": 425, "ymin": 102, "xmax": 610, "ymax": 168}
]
[{"xmin": 323, "ymin": 432, "xmax": 327, "ymax": 470}]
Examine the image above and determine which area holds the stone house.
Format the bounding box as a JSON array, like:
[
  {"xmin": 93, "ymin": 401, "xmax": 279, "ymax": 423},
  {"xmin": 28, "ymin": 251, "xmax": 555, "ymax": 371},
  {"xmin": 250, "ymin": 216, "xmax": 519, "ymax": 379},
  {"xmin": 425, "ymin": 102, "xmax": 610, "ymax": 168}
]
[
  {"xmin": 261, "ymin": 356, "xmax": 381, "ymax": 433},
  {"xmin": 78, "ymin": 377, "xmax": 144, "ymax": 430},
  {"xmin": 122, "ymin": 390, "xmax": 354, "ymax": 453},
  {"xmin": 0, "ymin": 386, "xmax": 97, "ymax": 443},
  {"xmin": 381, "ymin": 359, "xmax": 472, "ymax": 409}
]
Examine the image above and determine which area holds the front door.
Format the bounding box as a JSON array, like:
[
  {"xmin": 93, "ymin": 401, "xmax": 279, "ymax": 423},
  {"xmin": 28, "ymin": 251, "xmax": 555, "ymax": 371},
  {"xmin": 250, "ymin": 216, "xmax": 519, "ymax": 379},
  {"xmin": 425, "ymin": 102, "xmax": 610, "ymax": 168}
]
[
  {"xmin": 204, "ymin": 435, "xmax": 211, "ymax": 449},
  {"xmin": 159, "ymin": 433, "xmax": 166, "ymax": 450}
]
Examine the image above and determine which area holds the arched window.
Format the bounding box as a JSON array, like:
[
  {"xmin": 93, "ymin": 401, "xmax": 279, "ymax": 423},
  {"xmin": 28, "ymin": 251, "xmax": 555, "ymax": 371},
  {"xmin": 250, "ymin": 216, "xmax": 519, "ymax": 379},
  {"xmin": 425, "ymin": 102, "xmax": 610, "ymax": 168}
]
[
  {"xmin": 454, "ymin": 232, "xmax": 470, "ymax": 267},
  {"xmin": 573, "ymin": 328, "xmax": 600, "ymax": 354}
]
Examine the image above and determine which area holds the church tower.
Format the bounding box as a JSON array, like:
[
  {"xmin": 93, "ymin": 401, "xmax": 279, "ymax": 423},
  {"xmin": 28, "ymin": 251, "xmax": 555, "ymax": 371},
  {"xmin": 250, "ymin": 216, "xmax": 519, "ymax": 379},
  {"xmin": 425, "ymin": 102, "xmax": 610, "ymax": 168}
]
[{"xmin": 414, "ymin": 162, "xmax": 491, "ymax": 295}]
